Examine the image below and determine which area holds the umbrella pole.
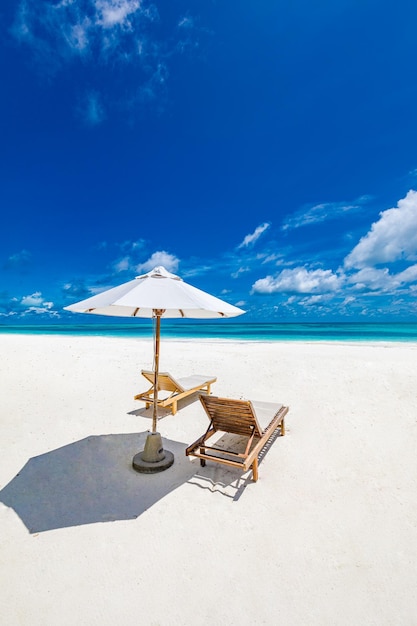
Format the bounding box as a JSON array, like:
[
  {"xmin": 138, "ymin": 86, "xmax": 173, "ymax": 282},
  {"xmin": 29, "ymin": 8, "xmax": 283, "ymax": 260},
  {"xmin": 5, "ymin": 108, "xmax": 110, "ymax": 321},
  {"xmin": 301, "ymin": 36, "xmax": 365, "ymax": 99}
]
[
  {"xmin": 132, "ymin": 309, "xmax": 174, "ymax": 473},
  {"xmin": 152, "ymin": 311, "xmax": 161, "ymax": 433}
]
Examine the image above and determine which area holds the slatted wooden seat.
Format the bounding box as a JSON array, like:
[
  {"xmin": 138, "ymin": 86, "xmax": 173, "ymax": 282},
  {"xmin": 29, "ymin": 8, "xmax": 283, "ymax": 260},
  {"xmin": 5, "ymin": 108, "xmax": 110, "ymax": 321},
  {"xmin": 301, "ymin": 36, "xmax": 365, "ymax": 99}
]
[
  {"xmin": 134, "ymin": 370, "xmax": 217, "ymax": 415},
  {"xmin": 186, "ymin": 395, "xmax": 289, "ymax": 481}
]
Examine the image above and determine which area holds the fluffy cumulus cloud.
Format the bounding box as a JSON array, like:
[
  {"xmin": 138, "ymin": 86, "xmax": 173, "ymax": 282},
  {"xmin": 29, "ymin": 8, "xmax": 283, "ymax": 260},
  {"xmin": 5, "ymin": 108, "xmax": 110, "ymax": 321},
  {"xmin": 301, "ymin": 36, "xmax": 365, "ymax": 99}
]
[
  {"xmin": 0, "ymin": 291, "xmax": 59, "ymax": 317},
  {"xmin": 21, "ymin": 291, "xmax": 44, "ymax": 307},
  {"xmin": 237, "ymin": 223, "xmax": 270, "ymax": 249},
  {"xmin": 135, "ymin": 250, "xmax": 179, "ymax": 273},
  {"xmin": 347, "ymin": 264, "xmax": 417, "ymax": 293},
  {"xmin": 254, "ymin": 190, "xmax": 417, "ymax": 309},
  {"xmin": 252, "ymin": 267, "xmax": 344, "ymax": 295},
  {"xmin": 344, "ymin": 190, "xmax": 417, "ymax": 269}
]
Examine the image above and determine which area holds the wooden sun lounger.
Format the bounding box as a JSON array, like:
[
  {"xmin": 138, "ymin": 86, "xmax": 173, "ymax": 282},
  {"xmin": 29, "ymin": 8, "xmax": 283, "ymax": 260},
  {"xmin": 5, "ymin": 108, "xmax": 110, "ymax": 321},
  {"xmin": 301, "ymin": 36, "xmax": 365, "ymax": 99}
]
[
  {"xmin": 134, "ymin": 370, "xmax": 217, "ymax": 415},
  {"xmin": 186, "ymin": 395, "xmax": 289, "ymax": 481}
]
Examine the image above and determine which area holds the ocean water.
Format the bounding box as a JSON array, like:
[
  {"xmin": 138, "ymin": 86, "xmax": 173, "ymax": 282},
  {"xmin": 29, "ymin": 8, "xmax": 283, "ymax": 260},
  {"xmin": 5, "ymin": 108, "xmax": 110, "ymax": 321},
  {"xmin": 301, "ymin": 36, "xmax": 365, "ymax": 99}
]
[{"xmin": 1, "ymin": 322, "xmax": 417, "ymax": 342}]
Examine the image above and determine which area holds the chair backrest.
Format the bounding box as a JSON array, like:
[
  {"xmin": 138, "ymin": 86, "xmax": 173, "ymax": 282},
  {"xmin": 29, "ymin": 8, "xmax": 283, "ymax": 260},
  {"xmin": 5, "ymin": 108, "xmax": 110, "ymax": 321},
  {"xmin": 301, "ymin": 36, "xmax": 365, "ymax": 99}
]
[
  {"xmin": 200, "ymin": 395, "xmax": 263, "ymax": 437},
  {"xmin": 141, "ymin": 370, "xmax": 182, "ymax": 392}
]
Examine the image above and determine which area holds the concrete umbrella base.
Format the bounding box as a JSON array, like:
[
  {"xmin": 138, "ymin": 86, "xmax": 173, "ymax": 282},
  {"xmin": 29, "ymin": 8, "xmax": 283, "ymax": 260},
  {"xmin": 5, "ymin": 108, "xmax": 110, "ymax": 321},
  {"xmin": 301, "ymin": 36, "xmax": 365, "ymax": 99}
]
[{"xmin": 132, "ymin": 432, "xmax": 174, "ymax": 474}]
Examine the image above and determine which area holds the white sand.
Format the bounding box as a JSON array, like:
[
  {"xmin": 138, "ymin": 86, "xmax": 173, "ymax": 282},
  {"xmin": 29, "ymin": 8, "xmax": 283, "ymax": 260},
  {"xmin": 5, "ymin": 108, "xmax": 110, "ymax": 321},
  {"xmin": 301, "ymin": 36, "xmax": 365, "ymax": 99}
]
[{"xmin": 1, "ymin": 334, "xmax": 416, "ymax": 626}]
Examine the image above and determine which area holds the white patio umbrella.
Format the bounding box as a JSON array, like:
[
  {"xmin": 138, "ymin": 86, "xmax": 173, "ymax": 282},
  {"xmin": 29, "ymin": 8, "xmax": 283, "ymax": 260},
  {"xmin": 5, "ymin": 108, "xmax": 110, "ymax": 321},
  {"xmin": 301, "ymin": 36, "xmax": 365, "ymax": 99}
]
[{"xmin": 64, "ymin": 266, "xmax": 245, "ymax": 472}]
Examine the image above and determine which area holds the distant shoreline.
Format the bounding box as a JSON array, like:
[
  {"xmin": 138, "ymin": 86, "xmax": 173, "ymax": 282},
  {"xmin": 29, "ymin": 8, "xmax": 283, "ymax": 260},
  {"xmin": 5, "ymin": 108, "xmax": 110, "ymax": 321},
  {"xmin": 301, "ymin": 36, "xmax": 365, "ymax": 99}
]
[{"xmin": 1, "ymin": 321, "xmax": 417, "ymax": 343}]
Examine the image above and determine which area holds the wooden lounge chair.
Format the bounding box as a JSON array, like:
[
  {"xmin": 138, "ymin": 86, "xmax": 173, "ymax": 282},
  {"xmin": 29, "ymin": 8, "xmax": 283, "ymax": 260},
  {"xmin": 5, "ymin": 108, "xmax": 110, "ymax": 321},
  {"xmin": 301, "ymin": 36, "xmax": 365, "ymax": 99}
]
[
  {"xmin": 134, "ymin": 370, "xmax": 217, "ymax": 415},
  {"xmin": 186, "ymin": 395, "xmax": 289, "ymax": 481}
]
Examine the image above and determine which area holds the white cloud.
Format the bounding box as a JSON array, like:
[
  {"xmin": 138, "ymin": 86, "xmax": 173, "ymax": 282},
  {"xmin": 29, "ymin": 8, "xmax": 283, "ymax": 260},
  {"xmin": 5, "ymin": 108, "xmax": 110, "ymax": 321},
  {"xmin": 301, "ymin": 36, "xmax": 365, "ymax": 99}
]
[
  {"xmin": 282, "ymin": 195, "xmax": 371, "ymax": 231},
  {"xmin": 18, "ymin": 292, "xmax": 59, "ymax": 317},
  {"xmin": 95, "ymin": 0, "xmax": 142, "ymax": 28},
  {"xmin": 252, "ymin": 267, "xmax": 344, "ymax": 294},
  {"xmin": 259, "ymin": 253, "xmax": 283, "ymax": 265},
  {"xmin": 347, "ymin": 264, "xmax": 417, "ymax": 293},
  {"xmin": 238, "ymin": 223, "xmax": 270, "ymax": 248},
  {"xmin": 397, "ymin": 264, "xmax": 417, "ymax": 283},
  {"xmin": 13, "ymin": 0, "xmax": 154, "ymax": 61},
  {"xmin": 347, "ymin": 267, "xmax": 400, "ymax": 292},
  {"xmin": 21, "ymin": 291, "xmax": 44, "ymax": 307},
  {"xmin": 231, "ymin": 266, "xmax": 250, "ymax": 279},
  {"xmin": 112, "ymin": 256, "xmax": 132, "ymax": 272},
  {"xmin": 11, "ymin": 1, "xmax": 204, "ymax": 120},
  {"xmin": 298, "ymin": 294, "xmax": 330, "ymax": 306},
  {"xmin": 135, "ymin": 251, "xmax": 180, "ymax": 274},
  {"xmin": 178, "ymin": 15, "xmax": 194, "ymax": 29},
  {"xmin": 344, "ymin": 190, "xmax": 417, "ymax": 269},
  {"xmin": 23, "ymin": 306, "xmax": 59, "ymax": 317},
  {"xmin": 114, "ymin": 239, "xmax": 145, "ymax": 252}
]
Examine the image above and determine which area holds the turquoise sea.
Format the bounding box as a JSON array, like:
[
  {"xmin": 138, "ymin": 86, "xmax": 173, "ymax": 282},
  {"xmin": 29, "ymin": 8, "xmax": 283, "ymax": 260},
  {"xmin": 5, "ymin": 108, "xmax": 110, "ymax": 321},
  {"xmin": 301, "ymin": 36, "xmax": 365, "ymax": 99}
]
[{"xmin": 1, "ymin": 322, "xmax": 417, "ymax": 342}]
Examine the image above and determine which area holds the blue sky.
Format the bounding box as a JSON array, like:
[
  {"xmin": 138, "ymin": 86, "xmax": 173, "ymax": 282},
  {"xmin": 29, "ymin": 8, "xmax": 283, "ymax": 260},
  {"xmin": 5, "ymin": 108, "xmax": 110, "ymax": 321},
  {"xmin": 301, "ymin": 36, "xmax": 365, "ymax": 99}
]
[{"xmin": 1, "ymin": 0, "xmax": 417, "ymax": 323}]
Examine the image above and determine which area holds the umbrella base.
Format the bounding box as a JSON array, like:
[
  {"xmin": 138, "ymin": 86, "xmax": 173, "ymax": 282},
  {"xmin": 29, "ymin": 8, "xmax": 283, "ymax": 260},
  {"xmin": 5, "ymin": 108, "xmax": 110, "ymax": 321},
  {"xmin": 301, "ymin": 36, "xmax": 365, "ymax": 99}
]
[{"xmin": 132, "ymin": 432, "xmax": 174, "ymax": 473}]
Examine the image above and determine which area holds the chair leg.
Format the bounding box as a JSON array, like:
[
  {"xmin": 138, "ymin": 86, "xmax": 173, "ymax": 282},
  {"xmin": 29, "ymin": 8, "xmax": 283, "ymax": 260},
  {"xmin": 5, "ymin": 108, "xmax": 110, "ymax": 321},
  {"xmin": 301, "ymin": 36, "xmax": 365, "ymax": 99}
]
[
  {"xmin": 281, "ymin": 418, "xmax": 285, "ymax": 436},
  {"xmin": 171, "ymin": 401, "xmax": 177, "ymax": 415},
  {"xmin": 200, "ymin": 446, "xmax": 206, "ymax": 466},
  {"xmin": 252, "ymin": 458, "xmax": 259, "ymax": 482}
]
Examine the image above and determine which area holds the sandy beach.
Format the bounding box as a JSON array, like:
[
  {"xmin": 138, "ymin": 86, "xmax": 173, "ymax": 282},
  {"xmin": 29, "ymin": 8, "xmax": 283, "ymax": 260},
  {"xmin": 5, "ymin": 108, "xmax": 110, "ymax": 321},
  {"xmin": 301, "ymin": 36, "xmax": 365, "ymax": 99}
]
[{"xmin": 1, "ymin": 334, "xmax": 416, "ymax": 625}]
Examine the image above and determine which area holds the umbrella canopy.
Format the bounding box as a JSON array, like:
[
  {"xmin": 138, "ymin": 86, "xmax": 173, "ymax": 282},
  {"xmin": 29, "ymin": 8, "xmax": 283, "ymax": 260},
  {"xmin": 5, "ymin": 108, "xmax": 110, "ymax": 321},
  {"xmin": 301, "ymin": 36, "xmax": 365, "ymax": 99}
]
[
  {"xmin": 64, "ymin": 266, "xmax": 245, "ymax": 471},
  {"xmin": 64, "ymin": 265, "xmax": 245, "ymax": 319}
]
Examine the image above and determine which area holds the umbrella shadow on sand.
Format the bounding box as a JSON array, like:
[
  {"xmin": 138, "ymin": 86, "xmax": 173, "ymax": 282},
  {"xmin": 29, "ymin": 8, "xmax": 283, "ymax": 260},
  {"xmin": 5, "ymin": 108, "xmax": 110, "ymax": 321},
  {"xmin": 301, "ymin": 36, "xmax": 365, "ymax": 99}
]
[
  {"xmin": 0, "ymin": 432, "xmax": 197, "ymax": 534},
  {"xmin": 186, "ymin": 429, "xmax": 283, "ymax": 501}
]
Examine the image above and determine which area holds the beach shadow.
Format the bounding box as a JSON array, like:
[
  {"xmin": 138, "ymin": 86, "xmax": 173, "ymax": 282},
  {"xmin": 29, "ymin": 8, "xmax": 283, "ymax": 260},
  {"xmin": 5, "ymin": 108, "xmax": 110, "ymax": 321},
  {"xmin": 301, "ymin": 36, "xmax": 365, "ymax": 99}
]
[
  {"xmin": 186, "ymin": 428, "xmax": 283, "ymax": 501},
  {"xmin": 187, "ymin": 470, "xmax": 251, "ymax": 501},
  {"xmin": 0, "ymin": 432, "xmax": 196, "ymax": 534}
]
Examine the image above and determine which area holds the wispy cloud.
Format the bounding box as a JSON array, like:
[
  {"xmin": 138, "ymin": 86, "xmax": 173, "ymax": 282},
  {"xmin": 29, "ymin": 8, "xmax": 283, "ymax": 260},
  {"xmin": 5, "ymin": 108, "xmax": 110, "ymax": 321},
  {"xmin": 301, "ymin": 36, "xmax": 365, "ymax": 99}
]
[
  {"xmin": 12, "ymin": 0, "xmax": 157, "ymax": 65},
  {"xmin": 231, "ymin": 266, "xmax": 250, "ymax": 279},
  {"xmin": 237, "ymin": 222, "xmax": 270, "ymax": 249},
  {"xmin": 112, "ymin": 256, "xmax": 132, "ymax": 273},
  {"xmin": 11, "ymin": 1, "xmax": 207, "ymax": 121},
  {"xmin": 78, "ymin": 91, "xmax": 107, "ymax": 125},
  {"xmin": 62, "ymin": 279, "xmax": 92, "ymax": 300},
  {"xmin": 282, "ymin": 195, "xmax": 372, "ymax": 231},
  {"xmin": 3, "ymin": 249, "xmax": 32, "ymax": 271}
]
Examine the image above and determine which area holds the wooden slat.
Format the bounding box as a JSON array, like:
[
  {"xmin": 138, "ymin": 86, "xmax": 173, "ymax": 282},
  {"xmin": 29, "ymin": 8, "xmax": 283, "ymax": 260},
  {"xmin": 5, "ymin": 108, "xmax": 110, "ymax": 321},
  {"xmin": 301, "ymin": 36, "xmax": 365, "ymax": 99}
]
[
  {"xmin": 200, "ymin": 395, "xmax": 263, "ymax": 437},
  {"xmin": 135, "ymin": 371, "xmax": 216, "ymax": 415},
  {"xmin": 187, "ymin": 396, "xmax": 289, "ymax": 482}
]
